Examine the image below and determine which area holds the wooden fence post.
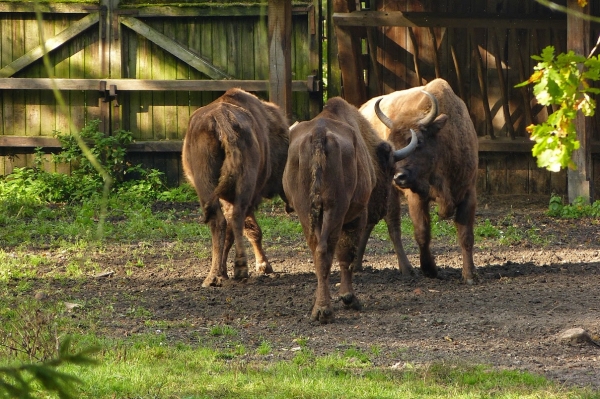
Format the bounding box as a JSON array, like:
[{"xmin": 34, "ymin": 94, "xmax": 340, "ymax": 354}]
[
  {"xmin": 567, "ymin": 0, "xmax": 593, "ymax": 202},
  {"xmin": 268, "ymin": 0, "xmax": 292, "ymax": 119}
]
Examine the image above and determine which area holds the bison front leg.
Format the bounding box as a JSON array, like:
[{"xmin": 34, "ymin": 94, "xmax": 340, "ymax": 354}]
[
  {"xmin": 203, "ymin": 211, "xmax": 229, "ymax": 287},
  {"xmin": 351, "ymin": 221, "xmax": 376, "ymax": 273},
  {"xmin": 407, "ymin": 193, "xmax": 437, "ymax": 278},
  {"xmin": 244, "ymin": 214, "xmax": 273, "ymax": 275},
  {"xmin": 455, "ymin": 189, "xmax": 477, "ymax": 284},
  {"xmin": 385, "ymin": 189, "xmax": 414, "ymax": 276}
]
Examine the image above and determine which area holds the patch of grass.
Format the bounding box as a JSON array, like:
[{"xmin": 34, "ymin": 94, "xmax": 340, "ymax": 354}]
[
  {"xmin": 256, "ymin": 341, "xmax": 272, "ymax": 356},
  {"xmin": 209, "ymin": 325, "xmax": 238, "ymax": 337}
]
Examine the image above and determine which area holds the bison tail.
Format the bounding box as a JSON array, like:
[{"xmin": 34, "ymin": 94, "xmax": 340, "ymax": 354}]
[{"xmin": 309, "ymin": 126, "xmax": 327, "ymax": 237}]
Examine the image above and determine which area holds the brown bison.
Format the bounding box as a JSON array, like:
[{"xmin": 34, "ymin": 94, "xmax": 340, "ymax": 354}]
[
  {"xmin": 283, "ymin": 97, "xmax": 416, "ymax": 323},
  {"xmin": 358, "ymin": 78, "xmax": 478, "ymax": 283},
  {"xmin": 182, "ymin": 88, "xmax": 289, "ymax": 287}
]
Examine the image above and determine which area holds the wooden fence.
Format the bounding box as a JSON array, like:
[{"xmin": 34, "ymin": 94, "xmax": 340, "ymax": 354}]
[
  {"xmin": 0, "ymin": 0, "xmax": 322, "ymax": 185},
  {"xmin": 2, "ymin": 0, "xmax": 600, "ymax": 198}
]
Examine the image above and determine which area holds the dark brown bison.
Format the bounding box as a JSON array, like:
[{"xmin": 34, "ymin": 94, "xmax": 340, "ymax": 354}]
[
  {"xmin": 283, "ymin": 97, "xmax": 416, "ymax": 323},
  {"xmin": 182, "ymin": 88, "xmax": 289, "ymax": 287},
  {"xmin": 358, "ymin": 78, "xmax": 478, "ymax": 283}
]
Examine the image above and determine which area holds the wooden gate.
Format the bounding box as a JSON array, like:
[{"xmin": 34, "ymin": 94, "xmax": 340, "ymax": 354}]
[{"xmin": 0, "ymin": 0, "xmax": 323, "ymax": 184}]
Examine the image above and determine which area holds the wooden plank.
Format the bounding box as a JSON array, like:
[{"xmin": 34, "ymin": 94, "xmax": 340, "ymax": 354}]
[
  {"xmin": 39, "ymin": 14, "xmax": 57, "ymax": 139},
  {"xmin": 506, "ymin": 155, "xmax": 529, "ymax": 194},
  {"xmin": 120, "ymin": 16, "xmax": 232, "ymax": 80},
  {"xmin": 332, "ymin": 11, "xmax": 566, "ymax": 29},
  {"xmin": 110, "ymin": 0, "xmax": 122, "ymax": 132},
  {"xmin": 114, "ymin": 5, "xmax": 311, "ymax": 18},
  {"xmin": 2, "ymin": 13, "xmax": 15, "ymax": 136},
  {"xmin": 567, "ymin": 0, "xmax": 592, "ymax": 201},
  {"xmin": 293, "ymin": 14, "xmax": 309, "ymax": 121},
  {"xmin": 326, "ymin": 0, "xmax": 341, "ymax": 98},
  {"xmin": 307, "ymin": 0, "xmax": 322, "ymax": 118},
  {"xmin": 24, "ymin": 16, "xmax": 41, "ymax": 138},
  {"xmin": 84, "ymin": 18, "xmax": 101, "ymax": 132},
  {"xmin": 137, "ymin": 21, "xmax": 152, "ymax": 140},
  {"xmin": 492, "ymin": 28, "xmax": 515, "ymax": 139},
  {"xmin": 165, "ymin": 21, "xmax": 189, "ymax": 140},
  {"xmin": 54, "ymin": 14, "xmax": 71, "ymax": 140},
  {"xmin": 485, "ymin": 154, "xmax": 507, "ymax": 195},
  {"xmin": 189, "ymin": 18, "xmax": 206, "ymax": 113},
  {"xmin": 469, "ymin": 28, "xmax": 494, "ymax": 138},
  {"xmin": 149, "ymin": 19, "xmax": 166, "ymax": 140},
  {"xmin": 529, "ymin": 155, "xmax": 552, "ymax": 194},
  {"xmin": 0, "ymin": 77, "xmax": 312, "ymax": 91},
  {"xmin": 333, "ymin": 0, "xmax": 366, "ymax": 106},
  {"xmin": 0, "ymin": 2, "xmax": 101, "ymax": 14},
  {"xmin": 12, "ymin": 16, "xmax": 26, "ymax": 138},
  {"xmin": 2, "ymin": 135, "xmax": 598, "ymax": 155},
  {"xmin": 0, "ymin": 13, "xmax": 100, "ymax": 78},
  {"xmin": 268, "ymin": 0, "xmax": 292, "ymax": 118}
]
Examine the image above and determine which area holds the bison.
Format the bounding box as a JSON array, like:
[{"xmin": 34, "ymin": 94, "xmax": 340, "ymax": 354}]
[
  {"xmin": 283, "ymin": 97, "xmax": 416, "ymax": 323},
  {"xmin": 358, "ymin": 78, "xmax": 478, "ymax": 283},
  {"xmin": 182, "ymin": 88, "xmax": 289, "ymax": 287}
]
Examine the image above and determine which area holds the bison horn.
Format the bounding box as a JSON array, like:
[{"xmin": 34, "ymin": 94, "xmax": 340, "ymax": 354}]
[
  {"xmin": 393, "ymin": 129, "xmax": 418, "ymax": 162},
  {"xmin": 419, "ymin": 90, "xmax": 438, "ymax": 127},
  {"xmin": 374, "ymin": 98, "xmax": 395, "ymax": 130}
]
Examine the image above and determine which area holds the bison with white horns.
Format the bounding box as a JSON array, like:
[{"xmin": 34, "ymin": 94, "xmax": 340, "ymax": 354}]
[
  {"xmin": 182, "ymin": 88, "xmax": 289, "ymax": 288},
  {"xmin": 283, "ymin": 97, "xmax": 416, "ymax": 323},
  {"xmin": 358, "ymin": 78, "xmax": 479, "ymax": 284}
]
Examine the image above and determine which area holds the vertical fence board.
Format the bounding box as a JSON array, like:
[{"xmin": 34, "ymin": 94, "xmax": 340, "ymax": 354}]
[{"xmin": 175, "ymin": 18, "xmax": 190, "ymax": 141}]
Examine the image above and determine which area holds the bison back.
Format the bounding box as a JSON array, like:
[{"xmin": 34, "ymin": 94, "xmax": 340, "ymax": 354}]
[{"xmin": 182, "ymin": 101, "xmax": 267, "ymax": 221}]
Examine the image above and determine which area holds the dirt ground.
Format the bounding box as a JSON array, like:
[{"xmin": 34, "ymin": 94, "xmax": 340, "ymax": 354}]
[{"xmin": 22, "ymin": 194, "xmax": 600, "ymax": 390}]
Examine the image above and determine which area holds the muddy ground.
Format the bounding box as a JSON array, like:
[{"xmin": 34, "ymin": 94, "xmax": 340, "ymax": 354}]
[{"xmin": 16, "ymin": 194, "xmax": 600, "ymax": 390}]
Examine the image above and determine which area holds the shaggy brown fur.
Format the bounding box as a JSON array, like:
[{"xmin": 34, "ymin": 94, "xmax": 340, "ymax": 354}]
[
  {"xmin": 283, "ymin": 97, "xmax": 409, "ymax": 323},
  {"xmin": 359, "ymin": 78, "xmax": 479, "ymax": 283},
  {"xmin": 182, "ymin": 88, "xmax": 289, "ymax": 287}
]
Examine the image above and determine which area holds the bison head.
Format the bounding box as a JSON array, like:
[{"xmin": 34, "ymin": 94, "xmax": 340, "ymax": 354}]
[{"xmin": 374, "ymin": 90, "xmax": 448, "ymax": 194}]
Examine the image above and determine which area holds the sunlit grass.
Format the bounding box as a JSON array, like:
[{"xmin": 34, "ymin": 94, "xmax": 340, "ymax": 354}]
[{"xmin": 25, "ymin": 336, "xmax": 591, "ymax": 399}]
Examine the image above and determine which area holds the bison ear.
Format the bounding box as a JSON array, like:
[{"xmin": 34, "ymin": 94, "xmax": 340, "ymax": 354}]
[
  {"xmin": 424, "ymin": 114, "xmax": 448, "ymax": 135},
  {"xmin": 375, "ymin": 141, "xmax": 394, "ymax": 171}
]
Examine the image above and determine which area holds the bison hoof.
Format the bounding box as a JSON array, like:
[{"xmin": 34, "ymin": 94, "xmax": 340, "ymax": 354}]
[
  {"xmin": 311, "ymin": 306, "xmax": 334, "ymax": 324},
  {"xmin": 255, "ymin": 261, "xmax": 273, "ymax": 274},
  {"xmin": 202, "ymin": 274, "xmax": 225, "ymax": 287},
  {"xmin": 340, "ymin": 293, "xmax": 362, "ymax": 310},
  {"xmin": 233, "ymin": 266, "xmax": 249, "ymax": 280}
]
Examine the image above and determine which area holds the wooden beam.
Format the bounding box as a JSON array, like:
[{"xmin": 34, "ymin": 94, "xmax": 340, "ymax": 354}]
[
  {"xmin": 0, "ymin": 78, "xmax": 312, "ymax": 92},
  {"xmin": 567, "ymin": 0, "xmax": 593, "ymax": 202},
  {"xmin": 0, "ymin": 2, "xmax": 102, "ymax": 13},
  {"xmin": 3, "ymin": 135, "xmax": 599, "ymax": 155},
  {"xmin": 0, "ymin": 136, "xmax": 182, "ymax": 153},
  {"xmin": 268, "ymin": 0, "xmax": 292, "ymax": 119},
  {"xmin": 332, "ymin": 0, "xmax": 366, "ymax": 107},
  {"xmin": 116, "ymin": 5, "xmax": 311, "ymax": 18},
  {"xmin": 0, "ymin": 13, "xmax": 100, "ymax": 78},
  {"xmin": 119, "ymin": 16, "xmax": 232, "ymax": 80},
  {"xmin": 332, "ymin": 11, "xmax": 566, "ymax": 29}
]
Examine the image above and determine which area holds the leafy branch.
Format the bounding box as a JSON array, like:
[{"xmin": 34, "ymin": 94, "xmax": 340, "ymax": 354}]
[{"xmin": 516, "ymin": 44, "xmax": 600, "ymax": 172}]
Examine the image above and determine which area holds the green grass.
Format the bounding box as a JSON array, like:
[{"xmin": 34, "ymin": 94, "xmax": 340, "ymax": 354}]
[{"xmin": 3, "ymin": 335, "xmax": 590, "ymax": 399}]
